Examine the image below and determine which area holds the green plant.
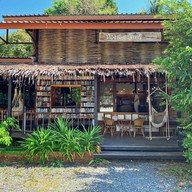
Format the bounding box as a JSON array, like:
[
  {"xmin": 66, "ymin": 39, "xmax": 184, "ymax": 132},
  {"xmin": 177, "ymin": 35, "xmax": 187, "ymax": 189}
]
[
  {"xmin": 162, "ymin": 162, "xmax": 192, "ymax": 184},
  {"xmin": 49, "ymin": 117, "xmax": 103, "ymax": 162},
  {"xmin": 49, "ymin": 117, "xmax": 82, "ymax": 161},
  {"xmin": 51, "ymin": 160, "xmax": 63, "ymax": 168},
  {"xmin": 0, "ymin": 117, "xmax": 20, "ymax": 146},
  {"xmin": 20, "ymin": 128, "xmax": 56, "ymax": 163},
  {"xmin": 89, "ymin": 158, "xmax": 111, "ymax": 165},
  {"xmin": 182, "ymin": 129, "xmax": 192, "ymax": 162},
  {"xmin": 154, "ymin": 0, "xmax": 192, "ymax": 162},
  {"xmin": 0, "ymin": 146, "xmax": 24, "ymax": 155},
  {"xmin": 80, "ymin": 125, "xmax": 103, "ymax": 153}
]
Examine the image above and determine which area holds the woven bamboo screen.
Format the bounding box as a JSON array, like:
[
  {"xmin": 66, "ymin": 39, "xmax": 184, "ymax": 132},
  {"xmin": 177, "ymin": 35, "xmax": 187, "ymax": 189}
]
[{"xmin": 38, "ymin": 29, "xmax": 166, "ymax": 64}]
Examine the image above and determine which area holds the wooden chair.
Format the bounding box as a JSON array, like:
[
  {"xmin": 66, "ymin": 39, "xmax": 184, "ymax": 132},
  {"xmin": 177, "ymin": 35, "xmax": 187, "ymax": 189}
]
[
  {"xmin": 133, "ymin": 118, "xmax": 145, "ymax": 137},
  {"xmin": 103, "ymin": 117, "xmax": 116, "ymax": 136}
]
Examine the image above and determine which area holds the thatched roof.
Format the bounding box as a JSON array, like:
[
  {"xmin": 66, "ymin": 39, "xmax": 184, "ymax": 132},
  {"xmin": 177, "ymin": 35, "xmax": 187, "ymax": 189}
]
[{"xmin": 0, "ymin": 63, "xmax": 160, "ymax": 82}]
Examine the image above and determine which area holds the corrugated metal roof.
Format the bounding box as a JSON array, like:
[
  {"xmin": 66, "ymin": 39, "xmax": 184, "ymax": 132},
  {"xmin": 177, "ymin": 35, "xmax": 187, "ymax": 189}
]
[
  {"xmin": 2, "ymin": 14, "xmax": 164, "ymax": 21},
  {"xmin": 3, "ymin": 13, "xmax": 156, "ymax": 18},
  {"xmin": 0, "ymin": 14, "xmax": 164, "ymax": 30},
  {"xmin": 2, "ymin": 20, "xmax": 163, "ymax": 24}
]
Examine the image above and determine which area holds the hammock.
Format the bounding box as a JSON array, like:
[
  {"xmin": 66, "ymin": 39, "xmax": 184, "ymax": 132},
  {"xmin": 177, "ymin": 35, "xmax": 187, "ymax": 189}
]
[
  {"xmin": 150, "ymin": 106, "xmax": 168, "ymax": 128},
  {"xmin": 147, "ymin": 87, "xmax": 168, "ymax": 128},
  {"xmin": 12, "ymin": 87, "xmax": 24, "ymax": 117}
]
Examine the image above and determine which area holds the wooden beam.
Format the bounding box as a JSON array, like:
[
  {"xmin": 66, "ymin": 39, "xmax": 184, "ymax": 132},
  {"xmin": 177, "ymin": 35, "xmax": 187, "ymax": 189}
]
[{"xmin": 0, "ymin": 22, "xmax": 163, "ymax": 30}]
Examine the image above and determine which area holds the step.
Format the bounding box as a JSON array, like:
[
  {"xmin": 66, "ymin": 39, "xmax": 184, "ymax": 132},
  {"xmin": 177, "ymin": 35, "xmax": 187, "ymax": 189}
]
[
  {"xmin": 94, "ymin": 151, "xmax": 185, "ymax": 160},
  {"xmin": 101, "ymin": 145, "xmax": 182, "ymax": 152}
]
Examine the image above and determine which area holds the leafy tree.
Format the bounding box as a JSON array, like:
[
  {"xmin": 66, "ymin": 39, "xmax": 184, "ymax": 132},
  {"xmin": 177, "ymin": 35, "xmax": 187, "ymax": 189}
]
[
  {"xmin": 0, "ymin": 30, "xmax": 32, "ymax": 57},
  {"xmin": 44, "ymin": 0, "xmax": 118, "ymax": 15},
  {"xmin": 154, "ymin": 0, "xmax": 192, "ymax": 161}
]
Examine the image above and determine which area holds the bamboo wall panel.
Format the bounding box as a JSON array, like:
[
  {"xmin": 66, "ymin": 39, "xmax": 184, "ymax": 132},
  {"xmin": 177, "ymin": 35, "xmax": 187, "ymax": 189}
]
[{"xmin": 38, "ymin": 29, "xmax": 166, "ymax": 64}]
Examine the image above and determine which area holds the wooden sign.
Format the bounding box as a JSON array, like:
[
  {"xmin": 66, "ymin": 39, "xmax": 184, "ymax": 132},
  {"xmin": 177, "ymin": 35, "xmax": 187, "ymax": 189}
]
[{"xmin": 99, "ymin": 32, "xmax": 161, "ymax": 42}]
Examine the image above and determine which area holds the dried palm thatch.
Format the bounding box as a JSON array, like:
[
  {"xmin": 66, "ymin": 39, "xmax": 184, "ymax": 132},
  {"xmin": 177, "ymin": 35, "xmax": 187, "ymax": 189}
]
[{"xmin": 0, "ymin": 63, "xmax": 161, "ymax": 83}]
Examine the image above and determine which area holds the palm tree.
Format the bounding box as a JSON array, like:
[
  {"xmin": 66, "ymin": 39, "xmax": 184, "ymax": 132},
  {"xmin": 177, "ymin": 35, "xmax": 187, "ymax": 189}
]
[{"xmin": 148, "ymin": 0, "xmax": 163, "ymax": 14}]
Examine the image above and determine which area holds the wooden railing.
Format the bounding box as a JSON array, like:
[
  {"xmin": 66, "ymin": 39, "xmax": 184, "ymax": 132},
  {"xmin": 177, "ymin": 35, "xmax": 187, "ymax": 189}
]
[{"xmin": 0, "ymin": 109, "xmax": 94, "ymax": 134}]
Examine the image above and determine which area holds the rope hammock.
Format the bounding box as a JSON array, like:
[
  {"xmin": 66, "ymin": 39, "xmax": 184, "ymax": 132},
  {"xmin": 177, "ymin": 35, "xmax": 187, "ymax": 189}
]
[
  {"xmin": 147, "ymin": 74, "xmax": 170, "ymax": 140},
  {"xmin": 151, "ymin": 107, "xmax": 168, "ymax": 128},
  {"xmin": 148, "ymin": 87, "xmax": 168, "ymax": 128},
  {"xmin": 12, "ymin": 86, "xmax": 24, "ymax": 117}
]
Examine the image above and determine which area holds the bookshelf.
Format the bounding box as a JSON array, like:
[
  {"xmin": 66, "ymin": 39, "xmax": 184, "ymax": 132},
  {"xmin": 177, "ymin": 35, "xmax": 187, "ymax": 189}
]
[{"xmin": 36, "ymin": 76, "xmax": 94, "ymax": 118}]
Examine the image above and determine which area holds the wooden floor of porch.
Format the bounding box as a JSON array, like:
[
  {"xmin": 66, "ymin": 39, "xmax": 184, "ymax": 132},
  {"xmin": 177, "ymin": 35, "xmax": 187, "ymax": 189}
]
[{"xmin": 102, "ymin": 135, "xmax": 179, "ymax": 149}]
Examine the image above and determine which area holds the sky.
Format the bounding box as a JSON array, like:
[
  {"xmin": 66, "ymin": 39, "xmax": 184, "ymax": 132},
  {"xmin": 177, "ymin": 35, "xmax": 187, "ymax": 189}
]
[{"xmin": 0, "ymin": 0, "xmax": 148, "ymax": 20}]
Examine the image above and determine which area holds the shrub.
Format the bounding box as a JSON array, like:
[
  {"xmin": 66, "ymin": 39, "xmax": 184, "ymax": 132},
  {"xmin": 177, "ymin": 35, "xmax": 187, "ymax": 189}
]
[
  {"xmin": 49, "ymin": 117, "xmax": 103, "ymax": 162},
  {"xmin": 79, "ymin": 125, "xmax": 103, "ymax": 153},
  {"xmin": 0, "ymin": 117, "xmax": 20, "ymax": 146},
  {"xmin": 182, "ymin": 128, "xmax": 192, "ymax": 162},
  {"xmin": 20, "ymin": 128, "xmax": 57, "ymax": 163},
  {"xmin": 21, "ymin": 117, "xmax": 103, "ymax": 163},
  {"xmin": 49, "ymin": 117, "xmax": 83, "ymax": 161}
]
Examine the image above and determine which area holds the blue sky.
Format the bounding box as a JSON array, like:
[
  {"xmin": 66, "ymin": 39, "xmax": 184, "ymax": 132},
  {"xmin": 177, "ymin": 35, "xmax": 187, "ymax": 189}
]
[{"xmin": 0, "ymin": 0, "xmax": 148, "ymax": 20}]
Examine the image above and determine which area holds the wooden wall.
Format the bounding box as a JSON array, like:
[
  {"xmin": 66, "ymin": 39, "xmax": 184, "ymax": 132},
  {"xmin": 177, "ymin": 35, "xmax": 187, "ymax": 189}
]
[{"xmin": 38, "ymin": 29, "xmax": 166, "ymax": 64}]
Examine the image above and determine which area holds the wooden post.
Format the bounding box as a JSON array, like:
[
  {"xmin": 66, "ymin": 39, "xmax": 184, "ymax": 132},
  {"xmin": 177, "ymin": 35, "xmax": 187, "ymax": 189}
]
[
  {"xmin": 7, "ymin": 78, "xmax": 12, "ymax": 118},
  {"xmin": 165, "ymin": 75, "xmax": 170, "ymax": 140},
  {"xmin": 35, "ymin": 30, "xmax": 39, "ymax": 62},
  {"xmin": 7, "ymin": 77, "xmax": 12, "ymax": 136},
  {"xmin": 22, "ymin": 84, "xmax": 26, "ymax": 134},
  {"xmin": 147, "ymin": 72, "xmax": 152, "ymax": 140},
  {"xmin": 94, "ymin": 75, "xmax": 98, "ymax": 126}
]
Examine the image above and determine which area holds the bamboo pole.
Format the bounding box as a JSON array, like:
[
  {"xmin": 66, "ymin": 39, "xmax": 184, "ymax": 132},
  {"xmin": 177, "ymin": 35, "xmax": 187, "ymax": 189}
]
[{"xmin": 147, "ymin": 72, "xmax": 152, "ymax": 140}]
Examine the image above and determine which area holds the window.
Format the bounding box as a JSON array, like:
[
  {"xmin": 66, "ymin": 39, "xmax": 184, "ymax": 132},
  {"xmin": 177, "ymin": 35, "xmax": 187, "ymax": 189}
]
[{"xmin": 51, "ymin": 85, "xmax": 81, "ymax": 107}]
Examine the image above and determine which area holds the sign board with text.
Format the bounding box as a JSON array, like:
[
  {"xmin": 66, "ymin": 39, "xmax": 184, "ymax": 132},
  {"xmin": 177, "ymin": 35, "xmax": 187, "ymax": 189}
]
[{"xmin": 99, "ymin": 32, "xmax": 161, "ymax": 42}]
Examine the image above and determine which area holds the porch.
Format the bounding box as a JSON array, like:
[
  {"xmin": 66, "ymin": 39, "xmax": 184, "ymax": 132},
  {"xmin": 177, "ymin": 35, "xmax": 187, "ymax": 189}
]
[{"xmin": 94, "ymin": 135, "xmax": 184, "ymax": 160}]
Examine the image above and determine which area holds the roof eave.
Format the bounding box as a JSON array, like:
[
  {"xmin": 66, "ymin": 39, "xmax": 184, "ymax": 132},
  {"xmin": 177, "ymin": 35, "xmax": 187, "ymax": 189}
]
[{"xmin": 0, "ymin": 22, "xmax": 163, "ymax": 30}]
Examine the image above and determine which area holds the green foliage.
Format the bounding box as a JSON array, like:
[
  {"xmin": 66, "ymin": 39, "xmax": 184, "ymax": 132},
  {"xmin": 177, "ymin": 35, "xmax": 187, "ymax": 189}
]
[
  {"xmin": 139, "ymin": 0, "xmax": 163, "ymax": 14},
  {"xmin": 162, "ymin": 162, "xmax": 192, "ymax": 183},
  {"xmin": 89, "ymin": 158, "xmax": 111, "ymax": 165},
  {"xmin": 20, "ymin": 128, "xmax": 57, "ymax": 163},
  {"xmin": 51, "ymin": 160, "xmax": 63, "ymax": 167},
  {"xmin": 154, "ymin": 0, "xmax": 192, "ymax": 161},
  {"xmin": 49, "ymin": 118, "xmax": 80, "ymax": 161},
  {"xmin": 149, "ymin": 0, "xmax": 163, "ymax": 14},
  {"xmin": 21, "ymin": 117, "xmax": 103, "ymax": 163},
  {"xmin": 0, "ymin": 146, "xmax": 24, "ymax": 155},
  {"xmin": 49, "ymin": 117, "xmax": 103, "ymax": 162},
  {"xmin": 44, "ymin": 0, "xmax": 118, "ymax": 15},
  {"xmin": 0, "ymin": 30, "xmax": 32, "ymax": 57},
  {"xmin": 0, "ymin": 118, "xmax": 20, "ymax": 146},
  {"xmin": 183, "ymin": 130, "xmax": 192, "ymax": 162},
  {"xmin": 80, "ymin": 125, "xmax": 103, "ymax": 153}
]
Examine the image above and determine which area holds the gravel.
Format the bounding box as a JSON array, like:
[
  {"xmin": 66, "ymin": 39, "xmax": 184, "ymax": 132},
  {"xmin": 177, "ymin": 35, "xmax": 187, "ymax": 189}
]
[{"xmin": 0, "ymin": 160, "xmax": 191, "ymax": 192}]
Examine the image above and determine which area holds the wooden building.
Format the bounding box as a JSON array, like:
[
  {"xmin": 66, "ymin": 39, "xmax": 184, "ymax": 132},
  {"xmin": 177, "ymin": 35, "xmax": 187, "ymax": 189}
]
[{"xmin": 0, "ymin": 14, "xmax": 179, "ymax": 142}]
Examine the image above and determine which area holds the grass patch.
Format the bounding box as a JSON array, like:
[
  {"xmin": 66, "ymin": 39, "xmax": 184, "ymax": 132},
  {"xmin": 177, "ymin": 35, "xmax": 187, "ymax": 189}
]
[
  {"xmin": 162, "ymin": 162, "xmax": 192, "ymax": 183},
  {"xmin": 0, "ymin": 146, "xmax": 24, "ymax": 155}
]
